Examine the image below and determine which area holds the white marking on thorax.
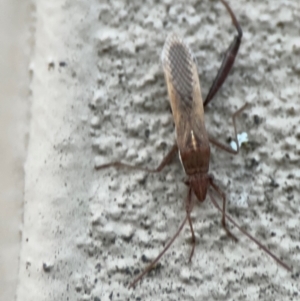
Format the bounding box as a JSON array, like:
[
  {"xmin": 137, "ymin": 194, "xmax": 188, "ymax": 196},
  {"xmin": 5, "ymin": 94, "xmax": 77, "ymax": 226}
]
[
  {"xmin": 178, "ymin": 151, "xmax": 187, "ymax": 175},
  {"xmin": 190, "ymin": 130, "xmax": 197, "ymax": 150}
]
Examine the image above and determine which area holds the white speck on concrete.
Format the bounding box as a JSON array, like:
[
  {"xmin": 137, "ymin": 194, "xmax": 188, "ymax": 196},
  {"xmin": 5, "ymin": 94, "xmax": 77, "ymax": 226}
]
[{"xmin": 230, "ymin": 132, "xmax": 249, "ymax": 151}]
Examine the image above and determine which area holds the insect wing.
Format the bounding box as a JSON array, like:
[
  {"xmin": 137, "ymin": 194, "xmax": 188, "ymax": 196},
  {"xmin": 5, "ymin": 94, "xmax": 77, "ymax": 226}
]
[{"xmin": 161, "ymin": 33, "xmax": 209, "ymax": 160}]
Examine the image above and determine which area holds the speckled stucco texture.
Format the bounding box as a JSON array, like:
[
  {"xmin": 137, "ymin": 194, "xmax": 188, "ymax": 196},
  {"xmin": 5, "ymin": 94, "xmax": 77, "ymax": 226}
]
[{"xmin": 16, "ymin": 1, "xmax": 299, "ymax": 301}]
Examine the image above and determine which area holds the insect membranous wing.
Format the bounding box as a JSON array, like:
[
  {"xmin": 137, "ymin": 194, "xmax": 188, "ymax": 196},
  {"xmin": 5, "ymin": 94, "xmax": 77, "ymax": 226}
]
[
  {"xmin": 161, "ymin": 34, "xmax": 195, "ymax": 108},
  {"xmin": 161, "ymin": 33, "xmax": 208, "ymax": 155}
]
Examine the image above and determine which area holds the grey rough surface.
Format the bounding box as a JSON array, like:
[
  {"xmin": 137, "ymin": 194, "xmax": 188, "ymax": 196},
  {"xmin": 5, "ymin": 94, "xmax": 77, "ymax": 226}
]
[
  {"xmin": 91, "ymin": 0, "xmax": 300, "ymax": 300},
  {"xmin": 16, "ymin": 0, "xmax": 300, "ymax": 301}
]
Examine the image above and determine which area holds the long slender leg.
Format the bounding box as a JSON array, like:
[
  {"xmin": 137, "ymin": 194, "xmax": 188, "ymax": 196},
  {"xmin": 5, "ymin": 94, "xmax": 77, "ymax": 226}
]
[
  {"xmin": 208, "ymin": 103, "xmax": 248, "ymax": 154},
  {"xmin": 185, "ymin": 188, "xmax": 196, "ymax": 262},
  {"xmin": 129, "ymin": 187, "xmax": 194, "ymax": 288},
  {"xmin": 209, "ymin": 191, "xmax": 292, "ymax": 271},
  {"xmin": 204, "ymin": 0, "xmax": 243, "ymax": 107},
  {"xmin": 95, "ymin": 144, "xmax": 178, "ymax": 173},
  {"xmin": 209, "ymin": 177, "xmax": 238, "ymax": 242}
]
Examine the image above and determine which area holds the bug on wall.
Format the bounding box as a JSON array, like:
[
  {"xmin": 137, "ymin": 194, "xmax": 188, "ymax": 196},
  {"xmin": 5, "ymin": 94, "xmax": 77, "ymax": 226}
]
[{"xmin": 96, "ymin": 0, "xmax": 291, "ymax": 288}]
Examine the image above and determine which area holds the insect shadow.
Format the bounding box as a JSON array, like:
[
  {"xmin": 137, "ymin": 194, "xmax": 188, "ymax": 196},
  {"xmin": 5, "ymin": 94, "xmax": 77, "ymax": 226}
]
[{"xmin": 96, "ymin": 0, "xmax": 291, "ymax": 288}]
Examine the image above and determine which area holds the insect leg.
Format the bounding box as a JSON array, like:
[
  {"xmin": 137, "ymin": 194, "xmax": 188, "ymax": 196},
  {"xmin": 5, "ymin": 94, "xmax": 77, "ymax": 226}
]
[
  {"xmin": 95, "ymin": 144, "xmax": 178, "ymax": 173},
  {"xmin": 186, "ymin": 188, "xmax": 196, "ymax": 262},
  {"xmin": 204, "ymin": 0, "xmax": 242, "ymax": 107},
  {"xmin": 208, "ymin": 103, "xmax": 248, "ymax": 154},
  {"xmin": 209, "ymin": 178, "xmax": 238, "ymax": 242}
]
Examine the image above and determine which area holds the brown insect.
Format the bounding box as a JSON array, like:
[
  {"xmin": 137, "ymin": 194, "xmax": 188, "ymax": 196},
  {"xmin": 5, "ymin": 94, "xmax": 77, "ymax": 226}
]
[{"xmin": 96, "ymin": 0, "xmax": 291, "ymax": 288}]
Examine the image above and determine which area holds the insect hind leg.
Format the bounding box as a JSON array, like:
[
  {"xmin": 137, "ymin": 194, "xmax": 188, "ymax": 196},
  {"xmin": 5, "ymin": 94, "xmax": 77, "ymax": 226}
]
[{"xmin": 204, "ymin": 0, "xmax": 243, "ymax": 107}]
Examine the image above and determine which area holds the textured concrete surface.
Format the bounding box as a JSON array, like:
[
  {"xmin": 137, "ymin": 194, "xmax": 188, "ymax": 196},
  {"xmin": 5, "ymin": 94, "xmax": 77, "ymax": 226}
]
[
  {"xmin": 0, "ymin": 1, "xmax": 30, "ymax": 300},
  {"xmin": 5, "ymin": 0, "xmax": 300, "ymax": 301}
]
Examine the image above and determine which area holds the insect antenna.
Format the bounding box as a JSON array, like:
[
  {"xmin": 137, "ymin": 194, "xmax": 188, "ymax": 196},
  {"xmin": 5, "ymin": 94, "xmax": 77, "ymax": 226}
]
[
  {"xmin": 129, "ymin": 188, "xmax": 195, "ymax": 288},
  {"xmin": 208, "ymin": 190, "xmax": 292, "ymax": 271}
]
